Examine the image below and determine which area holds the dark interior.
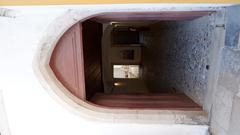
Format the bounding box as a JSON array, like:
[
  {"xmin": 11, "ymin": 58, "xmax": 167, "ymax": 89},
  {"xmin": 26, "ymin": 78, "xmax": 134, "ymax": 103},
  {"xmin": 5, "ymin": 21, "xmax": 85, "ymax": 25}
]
[{"xmin": 82, "ymin": 20, "xmax": 104, "ymax": 100}]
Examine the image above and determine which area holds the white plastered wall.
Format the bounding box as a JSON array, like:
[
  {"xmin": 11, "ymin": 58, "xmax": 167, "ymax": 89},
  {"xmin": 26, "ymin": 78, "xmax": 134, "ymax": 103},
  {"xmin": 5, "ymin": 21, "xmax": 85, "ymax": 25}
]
[{"xmin": 0, "ymin": 4, "xmax": 230, "ymax": 135}]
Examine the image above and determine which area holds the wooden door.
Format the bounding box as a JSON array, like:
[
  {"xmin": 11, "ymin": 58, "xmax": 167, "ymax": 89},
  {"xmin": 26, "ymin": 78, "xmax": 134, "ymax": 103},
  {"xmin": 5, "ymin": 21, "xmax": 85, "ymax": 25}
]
[{"xmin": 50, "ymin": 22, "xmax": 86, "ymax": 100}]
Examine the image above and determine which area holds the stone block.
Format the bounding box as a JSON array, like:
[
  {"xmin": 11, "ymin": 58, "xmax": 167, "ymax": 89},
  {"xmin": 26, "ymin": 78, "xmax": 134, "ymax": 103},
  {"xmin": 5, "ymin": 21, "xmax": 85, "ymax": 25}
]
[{"xmin": 228, "ymin": 96, "xmax": 240, "ymax": 135}]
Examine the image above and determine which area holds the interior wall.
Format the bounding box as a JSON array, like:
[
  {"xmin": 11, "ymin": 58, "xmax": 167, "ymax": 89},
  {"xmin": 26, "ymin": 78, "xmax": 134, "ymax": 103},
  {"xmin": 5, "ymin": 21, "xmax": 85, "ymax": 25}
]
[
  {"xmin": 82, "ymin": 20, "xmax": 104, "ymax": 99},
  {"xmin": 142, "ymin": 14, "xmax": 216, "ymax": 105}
]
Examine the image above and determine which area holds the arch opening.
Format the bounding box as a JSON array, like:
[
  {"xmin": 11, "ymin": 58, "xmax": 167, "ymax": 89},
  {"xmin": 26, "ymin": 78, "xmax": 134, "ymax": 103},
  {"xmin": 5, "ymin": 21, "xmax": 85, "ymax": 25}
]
[{"xmin": 49, "ymin": 11, "xmax": 215, "ymax": 111}]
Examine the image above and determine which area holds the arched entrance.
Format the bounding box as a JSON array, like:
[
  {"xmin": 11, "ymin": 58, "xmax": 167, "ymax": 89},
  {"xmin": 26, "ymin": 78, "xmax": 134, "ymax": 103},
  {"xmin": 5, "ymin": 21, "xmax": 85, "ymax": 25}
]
[{"xmin": 33, "ymin": 8, "xmax": 216, "ymax": 124}]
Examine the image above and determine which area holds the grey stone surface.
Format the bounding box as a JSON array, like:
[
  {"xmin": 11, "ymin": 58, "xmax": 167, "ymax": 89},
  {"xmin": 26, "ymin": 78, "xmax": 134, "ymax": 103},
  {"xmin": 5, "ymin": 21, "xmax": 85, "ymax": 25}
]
[
  {"xmin": 210, "ymin": 5, "xmax": 240, "ymax": 135},
  {"xmin": 210, "ymin": 47, "xmax": 240, "ymax": 135},
  {"xmin": 142, "ymin": 14, "xmax": 215, "ymax": 105},
  {"xmin": 211, "ymin": 86, "xmax": 233, "ymax": 131},
  {"xmin": 225, "ymin": 5, "xmax": 240, "ymax": 48},
  {"xmin": 218, "ymin": 48, "xmax": 240, "ymax": 93},
  {"xmin": 210, "ymin": 120, "xmax": 228, "ymax": 135},
  {"xmin": 228, "ymin": 96, "xmax": 240, "ymax": 135}
]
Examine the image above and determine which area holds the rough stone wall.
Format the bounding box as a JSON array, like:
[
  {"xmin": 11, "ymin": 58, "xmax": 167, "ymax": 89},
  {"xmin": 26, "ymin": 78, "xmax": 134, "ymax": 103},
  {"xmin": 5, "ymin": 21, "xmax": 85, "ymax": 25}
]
[{"xmin": 142, "ymin": 14, "xmax": 215, "ymax": 105}]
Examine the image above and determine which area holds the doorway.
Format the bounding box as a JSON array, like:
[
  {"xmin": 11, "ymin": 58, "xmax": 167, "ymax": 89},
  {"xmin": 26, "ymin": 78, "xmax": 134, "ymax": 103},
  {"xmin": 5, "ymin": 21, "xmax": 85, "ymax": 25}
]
[{"xmin": 49, "ymin": 11, "xmax": 215, "ymax": 110}]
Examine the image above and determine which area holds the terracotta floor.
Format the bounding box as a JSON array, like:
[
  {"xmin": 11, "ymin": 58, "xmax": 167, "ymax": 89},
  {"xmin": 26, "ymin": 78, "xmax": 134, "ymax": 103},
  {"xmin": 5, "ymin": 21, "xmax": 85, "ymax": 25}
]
[{"xmin": 90, "ymin": 93, "xmax": 202, "ymax": 110}]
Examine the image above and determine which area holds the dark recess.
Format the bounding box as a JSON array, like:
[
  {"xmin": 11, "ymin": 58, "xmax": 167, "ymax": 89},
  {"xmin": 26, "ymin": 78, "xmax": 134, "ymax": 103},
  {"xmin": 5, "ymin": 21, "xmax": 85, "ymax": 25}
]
[{"xmin": 82, "ymin": 20, "xmax": 104, "ymax": 100}]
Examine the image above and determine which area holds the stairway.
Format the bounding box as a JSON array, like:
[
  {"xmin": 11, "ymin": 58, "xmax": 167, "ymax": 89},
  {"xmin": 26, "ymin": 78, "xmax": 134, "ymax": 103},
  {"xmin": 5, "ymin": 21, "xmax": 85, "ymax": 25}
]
[{"xmin": 90, "ymin": 93, "xmax": 202, "ymax": 110}]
